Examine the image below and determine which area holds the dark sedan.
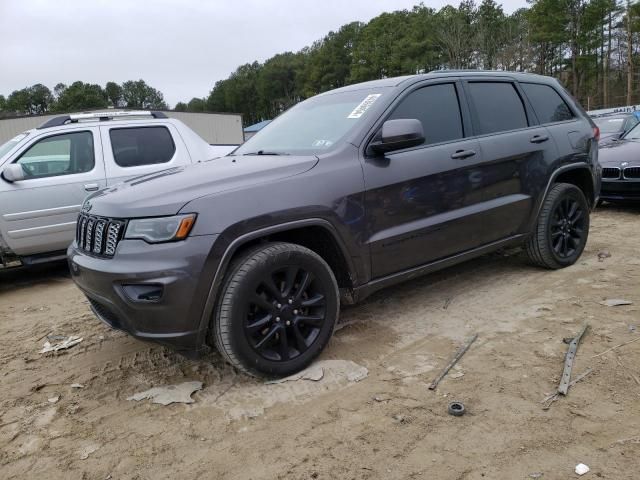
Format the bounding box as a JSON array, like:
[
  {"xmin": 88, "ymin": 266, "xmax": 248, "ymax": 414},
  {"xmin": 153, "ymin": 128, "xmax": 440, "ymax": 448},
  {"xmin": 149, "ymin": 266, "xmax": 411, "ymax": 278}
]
[{"xmin": 599, "ymin": 123, "xmax": 640, "ymax": 202}]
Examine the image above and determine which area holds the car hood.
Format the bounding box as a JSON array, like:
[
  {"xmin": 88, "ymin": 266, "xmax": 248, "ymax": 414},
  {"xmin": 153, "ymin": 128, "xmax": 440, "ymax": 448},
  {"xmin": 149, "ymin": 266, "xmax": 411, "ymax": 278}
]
[
  {"xmin": 86, "ymin": 155, "xmax": 319, "ymax": 218},
  {"xmin": 598, "ymin": 138, "xmax": 640, "ymax": 166}
]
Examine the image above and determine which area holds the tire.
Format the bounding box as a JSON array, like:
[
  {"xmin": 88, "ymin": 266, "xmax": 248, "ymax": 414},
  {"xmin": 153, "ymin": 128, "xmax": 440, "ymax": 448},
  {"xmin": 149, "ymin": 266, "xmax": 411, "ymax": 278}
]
[
  {"xmin": 211, "ymin": 242, "xmax": 340, "ymax": 378},
  {"xmin": 525, "ymin": 183, "xmax": 590, "ymax": 269}
]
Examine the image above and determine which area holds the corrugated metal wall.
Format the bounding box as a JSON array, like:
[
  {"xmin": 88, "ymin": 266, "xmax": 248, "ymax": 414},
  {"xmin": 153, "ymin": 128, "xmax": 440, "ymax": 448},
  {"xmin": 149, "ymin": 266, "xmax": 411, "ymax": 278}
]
[{"xmin": 0, "ymin": 111, "xmax": 244, "ymax": 145}]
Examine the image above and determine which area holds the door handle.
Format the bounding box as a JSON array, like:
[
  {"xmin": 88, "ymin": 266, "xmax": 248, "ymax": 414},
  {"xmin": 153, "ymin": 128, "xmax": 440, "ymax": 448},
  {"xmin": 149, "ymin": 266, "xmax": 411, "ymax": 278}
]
[
  {"xmin": 451, "ymin": 149, "xmax": 476, "ymax": 160},
  {"xmin": 84, "ymin": 183, "xmax": 99, "ymax": 192},
  {"xmin": 530, "ymin": 135, "xmax": 549, "ymax": 144}
]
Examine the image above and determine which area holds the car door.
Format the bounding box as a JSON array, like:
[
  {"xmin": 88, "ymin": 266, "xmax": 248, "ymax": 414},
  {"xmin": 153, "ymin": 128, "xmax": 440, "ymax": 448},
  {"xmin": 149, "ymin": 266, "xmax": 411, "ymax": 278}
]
[
  {"xmin": 101, "ymin": 123, "xmax": 192, "ymax": 185},
  {"xmin": 460, "ymin": 79, "xmax": 559, "ymax": 241},
  {"xmin": 362, "ymin": 80, "xmax": 492, "ymax": 278},
  {"xmin": 0, "ymin": 127, "xmax": 106, "ymax": 256}
]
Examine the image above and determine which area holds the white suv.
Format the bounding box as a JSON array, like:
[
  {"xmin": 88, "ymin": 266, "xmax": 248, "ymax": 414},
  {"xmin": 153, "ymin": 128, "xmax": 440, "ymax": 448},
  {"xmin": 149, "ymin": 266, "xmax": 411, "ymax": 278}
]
[{"xmin": 0, "ymin": 111, "xmax": 236, "ymax": 268}]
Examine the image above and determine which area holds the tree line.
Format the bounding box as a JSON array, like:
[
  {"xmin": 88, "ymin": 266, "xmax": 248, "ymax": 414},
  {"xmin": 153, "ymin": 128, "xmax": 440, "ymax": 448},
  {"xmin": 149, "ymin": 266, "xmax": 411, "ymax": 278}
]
[
  {"xmin": 187, "ymin": 0, "xmax": 640, "ymax": 124},
  {"xmin": 2, "ymin": 0, "xmax": 640, "ymax": 125},
  {"xmin": 0, "ymin": 79, "xmax": 167, "ymax": 118}
]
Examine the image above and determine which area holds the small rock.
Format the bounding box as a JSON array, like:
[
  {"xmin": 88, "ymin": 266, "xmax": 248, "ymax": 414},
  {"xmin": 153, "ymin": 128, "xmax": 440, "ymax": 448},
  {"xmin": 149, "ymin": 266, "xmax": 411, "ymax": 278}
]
[
  {"xmin": 449, "ymin": 372, "xmax": 465, "ymax": 379},
  {"xmin": 79, "ymin": 444, "xmax": 100, "ymax": 460},
  {"xmin": 575, "ymin": 463, "xmax": 590, "ymax": 475},
  {"xmin": 373, "ymin": 394, "xmax": 390, "ymax": 402},
  {"xmin": 597, "ymin": 250, "xmax": 611, "ymax": 262},
  {"xmin": 48, "ymin": 395, "xmax": 60, "ymax": 404},
  {"xmin": 70, "ymin": 383, "xmax": 84, "ymax": 389},
  {"xmin": 529, "ymin": 473, "xmax": 543, "ymax": 479}
]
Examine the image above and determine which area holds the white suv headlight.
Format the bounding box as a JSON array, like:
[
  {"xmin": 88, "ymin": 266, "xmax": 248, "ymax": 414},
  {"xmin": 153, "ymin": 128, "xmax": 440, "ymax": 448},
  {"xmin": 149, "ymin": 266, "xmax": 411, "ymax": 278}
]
[{"xmin": 124, "ymin": 214, "xmax": 196, "ymax": 243}]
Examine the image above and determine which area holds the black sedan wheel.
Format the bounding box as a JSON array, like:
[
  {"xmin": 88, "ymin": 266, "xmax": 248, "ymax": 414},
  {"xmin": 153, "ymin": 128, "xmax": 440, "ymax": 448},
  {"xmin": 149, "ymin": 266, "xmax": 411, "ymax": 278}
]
[
  {"xmin": 526, "ymin": 183, "xmax": 590, "ymax": 269},
  {"xmin": 212, "ymin": 242, "xmax": 339, "ymax": 378}
]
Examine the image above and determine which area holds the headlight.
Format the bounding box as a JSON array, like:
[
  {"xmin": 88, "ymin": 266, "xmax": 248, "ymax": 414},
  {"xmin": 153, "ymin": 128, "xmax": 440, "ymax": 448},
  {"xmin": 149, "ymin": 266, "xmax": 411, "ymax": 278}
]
[{"xmin": 124, "ymin": 214, "xmax": 196, "ymax": 243}]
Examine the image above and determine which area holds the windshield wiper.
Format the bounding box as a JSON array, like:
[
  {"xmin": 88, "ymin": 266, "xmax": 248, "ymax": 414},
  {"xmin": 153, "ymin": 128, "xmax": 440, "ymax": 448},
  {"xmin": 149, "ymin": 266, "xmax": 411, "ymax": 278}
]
[{"xmin": 242, "ymin": 150, "xmax": 289, "ymax": 156}]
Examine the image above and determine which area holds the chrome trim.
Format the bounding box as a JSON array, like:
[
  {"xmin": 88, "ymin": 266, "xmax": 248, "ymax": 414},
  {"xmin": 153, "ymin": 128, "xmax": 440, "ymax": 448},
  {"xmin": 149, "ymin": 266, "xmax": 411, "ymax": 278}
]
[{"xmin": 622, "ymin": 165, "xmax": 640, "ymax": 179}]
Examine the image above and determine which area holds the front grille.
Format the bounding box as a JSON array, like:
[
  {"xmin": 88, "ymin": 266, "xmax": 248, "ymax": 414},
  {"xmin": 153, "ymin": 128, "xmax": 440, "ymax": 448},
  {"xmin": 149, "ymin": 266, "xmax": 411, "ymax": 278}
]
[
  {"xmin": 76, "ymin": 213, "xmax": 125, "ymax": 257},
  {"xmin": 623, "ymin": 166, "xmax": 640, "ymax": 178},
  {"xmin": 602, "ymin": 167, "xmax": 621, "ymax": 179}
]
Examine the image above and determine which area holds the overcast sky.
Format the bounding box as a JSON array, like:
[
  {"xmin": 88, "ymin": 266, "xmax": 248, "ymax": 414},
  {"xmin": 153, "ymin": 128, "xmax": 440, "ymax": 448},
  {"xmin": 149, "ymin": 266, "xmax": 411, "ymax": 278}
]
[{"xmin": 0, "ymin": 0, "xmax": 528, "ymax": 107}]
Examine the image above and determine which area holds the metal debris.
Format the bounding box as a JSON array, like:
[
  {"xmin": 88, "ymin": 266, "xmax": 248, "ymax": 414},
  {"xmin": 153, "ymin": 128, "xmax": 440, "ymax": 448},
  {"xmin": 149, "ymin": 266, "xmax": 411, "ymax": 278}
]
[
  {"xmin": 558, "ymin": 325, "xmax": 588, "ymax": 395},
  {"xmin": 599, "ymin": 298, "xmax": 633, "ymax": 307},
  {"xmin": 542, "ymin": 368, "xmax": 593, "ymax": 410},
  {"xmin": 428, "ymin": 334, "xmax": 478, "ymax": 390},
  {"xmin": 591, "ymin": 335, "xmax": 640, "ymax": 358},
  {"xmin": 39, "ymin": 335, "xmax": 83, "ymax": 354},
  {"xmin": 127, "ymin": 381, "xmax": 203, "ymax": 406}
]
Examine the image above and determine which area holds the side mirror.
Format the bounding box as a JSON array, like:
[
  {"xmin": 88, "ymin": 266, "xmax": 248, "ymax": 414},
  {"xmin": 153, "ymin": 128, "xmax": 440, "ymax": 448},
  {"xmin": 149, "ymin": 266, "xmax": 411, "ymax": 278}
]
[
  {"xmin": 370, "ymin": 119, "xmax": 425, "ymax": 154},
  {"xmin": 2, "ymin": 164, "xmax": 26, "ymax": 183}
]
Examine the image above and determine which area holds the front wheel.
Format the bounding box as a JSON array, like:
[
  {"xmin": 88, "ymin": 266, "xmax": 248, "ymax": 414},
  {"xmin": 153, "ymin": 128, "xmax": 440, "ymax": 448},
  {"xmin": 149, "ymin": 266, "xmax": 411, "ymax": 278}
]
[
  {"xmin": 525, "ymin": 183, "xmax": 590, "ymax": 269},
  {"xmin": 211, "ymin": 242, "xmax": 339, "ymax": 378}
]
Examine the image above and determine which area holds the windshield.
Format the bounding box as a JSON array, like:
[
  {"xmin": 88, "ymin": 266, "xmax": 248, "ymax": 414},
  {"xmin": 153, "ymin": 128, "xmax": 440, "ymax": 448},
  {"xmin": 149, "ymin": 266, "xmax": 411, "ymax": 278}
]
[
  {"xmin": 234, "ymin": 89, "xmax": 388, "ymax": 156},
  {"xmin": 0, "ymin": 133, "xmax": 28, "ymax": 158},
  {"xmin": 624, "ymin": 122, "xmax": 640, "ymax": 139},
  {"xmin": 594, "ymin": 117, "xmax": 626, "ymax": 134}
]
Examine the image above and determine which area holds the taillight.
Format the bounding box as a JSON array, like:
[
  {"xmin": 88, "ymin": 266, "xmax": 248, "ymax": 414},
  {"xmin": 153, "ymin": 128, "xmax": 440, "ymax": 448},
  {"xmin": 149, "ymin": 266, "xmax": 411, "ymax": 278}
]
[{"xmin": 593, "ymin": 126, "xmax": 600, "ymax": 142}]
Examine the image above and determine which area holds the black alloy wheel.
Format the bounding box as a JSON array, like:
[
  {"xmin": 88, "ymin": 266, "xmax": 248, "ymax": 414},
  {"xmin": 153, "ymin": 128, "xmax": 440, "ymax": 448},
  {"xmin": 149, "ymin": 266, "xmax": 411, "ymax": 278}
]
[
  {"xmin": 549, "ymin": 195, "xmax": 586, "ymax": 259},
  {"xmin": 212, "ymin": 242, "xmax": 339, "ymax": 378},
  {"xmin": 245, "ymin": 265, "xmax": 327, "ymax": 362},
  {"xmin": 525, "ymin": 182, "xmax": 590, "ymax": 269}
]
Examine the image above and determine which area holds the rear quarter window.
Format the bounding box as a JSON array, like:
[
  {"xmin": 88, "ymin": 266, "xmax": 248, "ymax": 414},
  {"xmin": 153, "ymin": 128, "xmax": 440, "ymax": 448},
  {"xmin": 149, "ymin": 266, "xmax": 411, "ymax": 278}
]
[
  {"xmin": 520, "ymin": 83, "xmax": 575, "ymax": 124},
  {"xmin": 109, "ymin": 126, "xmax": 175, "ymax": 167}
]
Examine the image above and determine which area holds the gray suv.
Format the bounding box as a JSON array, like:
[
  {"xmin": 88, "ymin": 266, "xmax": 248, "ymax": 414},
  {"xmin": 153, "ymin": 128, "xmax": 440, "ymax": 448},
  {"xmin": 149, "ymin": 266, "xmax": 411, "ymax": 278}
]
[{"xmin": 68, "ymin": 71, "xmax": 601, "ymax": 377}]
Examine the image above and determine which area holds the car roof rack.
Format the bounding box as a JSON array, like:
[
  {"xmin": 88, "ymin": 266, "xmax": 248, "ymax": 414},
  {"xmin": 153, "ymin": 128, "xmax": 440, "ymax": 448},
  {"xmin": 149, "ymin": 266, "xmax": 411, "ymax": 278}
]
[{"xmin": 37, "ymin": 110, "xmax": 168, "ymax": 129}]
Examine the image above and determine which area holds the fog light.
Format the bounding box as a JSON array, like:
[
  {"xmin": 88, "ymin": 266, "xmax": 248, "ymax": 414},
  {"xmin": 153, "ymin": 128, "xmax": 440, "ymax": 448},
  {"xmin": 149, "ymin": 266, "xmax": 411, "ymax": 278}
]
[{"xmin": 122, "ymin": 284, "xmax": 164, "ymax": 302}]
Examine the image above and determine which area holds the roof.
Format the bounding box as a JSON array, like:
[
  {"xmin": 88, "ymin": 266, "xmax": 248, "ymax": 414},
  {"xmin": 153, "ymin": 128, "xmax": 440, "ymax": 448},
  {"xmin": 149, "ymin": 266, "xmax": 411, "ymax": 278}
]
[
  {"xmin": 321, "ymin": 70, "xmax": 553, "ymax": 96},
  {"xmin": 244, "ymin": 120, "xmax": 272, "ymax": 132}
]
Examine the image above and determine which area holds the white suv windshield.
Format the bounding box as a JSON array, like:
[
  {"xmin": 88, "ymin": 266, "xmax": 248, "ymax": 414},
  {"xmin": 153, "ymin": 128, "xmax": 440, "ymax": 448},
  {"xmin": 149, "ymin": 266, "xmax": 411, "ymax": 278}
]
[
  {"xmin": 234, "ymin": 89, "xmax": 387, "ymax": 156},
  {"xmin": 0, "ymin": 133, "xmax": 29, "ymax": 158}
]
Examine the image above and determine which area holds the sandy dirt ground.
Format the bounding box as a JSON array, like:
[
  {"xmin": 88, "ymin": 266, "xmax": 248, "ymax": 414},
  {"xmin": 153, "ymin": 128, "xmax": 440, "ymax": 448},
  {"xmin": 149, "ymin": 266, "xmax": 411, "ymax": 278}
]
[{"xmin": 1, "ymin": 206, "xmax": 640, "ymax": 480}]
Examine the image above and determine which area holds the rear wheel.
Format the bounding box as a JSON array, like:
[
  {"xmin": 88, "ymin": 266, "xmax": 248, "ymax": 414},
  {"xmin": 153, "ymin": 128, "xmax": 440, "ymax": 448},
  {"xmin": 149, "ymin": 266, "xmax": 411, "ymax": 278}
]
[
  {"xmin": 525, "ymin": 183, "xmax": 590, "ymax": 269},
  {"xmin": 211, "ymin": 242, "xmax": 339, "ymax": 378}
]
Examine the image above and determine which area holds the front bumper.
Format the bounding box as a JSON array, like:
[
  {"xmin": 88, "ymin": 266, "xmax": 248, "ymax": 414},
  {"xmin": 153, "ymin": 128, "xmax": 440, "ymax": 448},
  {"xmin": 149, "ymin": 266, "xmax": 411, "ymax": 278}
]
[
  {"xmin": 600, "ymin": 178, "xmax": 640, "ymax": 201},
  {"xmin": 68, "ymin": 234, "xmax": 219, "ymax": 353}
]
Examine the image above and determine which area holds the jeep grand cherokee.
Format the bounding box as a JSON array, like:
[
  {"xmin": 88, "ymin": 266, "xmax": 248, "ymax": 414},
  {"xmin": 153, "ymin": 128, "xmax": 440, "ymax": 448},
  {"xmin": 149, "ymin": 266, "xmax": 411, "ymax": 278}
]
[{"xmin": 68, "ymin": 71, "xmax": 601, "ymax": 378}]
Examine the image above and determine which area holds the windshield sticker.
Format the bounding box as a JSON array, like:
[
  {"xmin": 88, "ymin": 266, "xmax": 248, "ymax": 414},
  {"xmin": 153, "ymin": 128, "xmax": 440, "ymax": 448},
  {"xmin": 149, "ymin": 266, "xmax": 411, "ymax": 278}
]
[
  {"xmin": 312, "ymin": 139, "xmax": 333, "ymax": 148},
  {"xmin": 348, "ymin": 94, "xmax": 381, "ymax": 119}
]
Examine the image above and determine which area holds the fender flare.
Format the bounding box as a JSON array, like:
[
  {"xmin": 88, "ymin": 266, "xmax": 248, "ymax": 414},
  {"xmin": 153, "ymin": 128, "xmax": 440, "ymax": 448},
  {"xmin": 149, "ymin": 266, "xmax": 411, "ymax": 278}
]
[
  {"xmin": 531, "ymin": 163, "xmax": 596, "ymax": 227},
  {"xmin": 195, "ymin": 218, "xmax": 358, "ymax": 346}
]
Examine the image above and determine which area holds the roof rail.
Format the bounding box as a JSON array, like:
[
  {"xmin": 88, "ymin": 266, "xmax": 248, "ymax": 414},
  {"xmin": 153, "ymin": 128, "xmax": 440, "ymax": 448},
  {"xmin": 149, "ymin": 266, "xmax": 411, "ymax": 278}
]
[{"xmin": 37, "ymin": 110, "xmax": 168, "ymax": 129}]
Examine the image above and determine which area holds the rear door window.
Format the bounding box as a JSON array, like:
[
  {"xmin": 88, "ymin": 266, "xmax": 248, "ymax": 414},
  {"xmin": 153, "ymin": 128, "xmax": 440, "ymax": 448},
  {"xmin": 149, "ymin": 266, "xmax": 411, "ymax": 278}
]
[
  {"xmin": 520, "ymin": 83, "xmax": 575, "ymax": 124},
  {"xmin": 466, "ymin": 82, "xmax": 528, "ymax": 135},
  {"xmin": 388, "ymin": 83, "xmax": 464, "ymax": 146},
  {"xmin": 16, "ymin": 131, "xmax": 94, "ymax": 179},
  {"xmin": 109, "ymin": 126, "xmax": 175, "ymax": 167}
]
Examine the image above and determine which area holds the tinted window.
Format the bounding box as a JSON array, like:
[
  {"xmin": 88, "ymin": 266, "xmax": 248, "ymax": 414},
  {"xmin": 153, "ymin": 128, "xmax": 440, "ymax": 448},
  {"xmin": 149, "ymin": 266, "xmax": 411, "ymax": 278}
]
[
  {"xmin": 388, "ymin": 83, "xmax": 463, "ymax": 145},
  {"xmin": 16, "ymin": 131, "xmax": 94, "ymax": 179},
  {"xmin": 467, "ymin": 82, "xmax": 528, "ymax": 135},
  {"xmin": 110, "ymin": 127, "xmax": 175, "ymax": 167},
  {"xmin": 521, "ymin": 83, "xmax": 574, "ymax": 124}
]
